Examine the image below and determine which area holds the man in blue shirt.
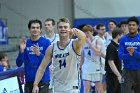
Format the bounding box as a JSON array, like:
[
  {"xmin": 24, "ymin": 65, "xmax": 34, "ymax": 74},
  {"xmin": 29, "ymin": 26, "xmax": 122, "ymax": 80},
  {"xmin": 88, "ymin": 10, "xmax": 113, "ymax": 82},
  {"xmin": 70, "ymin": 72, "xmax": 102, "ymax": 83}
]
[
  {"xmin": 16, "ymin": 19, "xmax": 51, "ymax": 93},
  {"xmin": 118, "ymin": 16, "xmax": 140, "ymax": 93}
]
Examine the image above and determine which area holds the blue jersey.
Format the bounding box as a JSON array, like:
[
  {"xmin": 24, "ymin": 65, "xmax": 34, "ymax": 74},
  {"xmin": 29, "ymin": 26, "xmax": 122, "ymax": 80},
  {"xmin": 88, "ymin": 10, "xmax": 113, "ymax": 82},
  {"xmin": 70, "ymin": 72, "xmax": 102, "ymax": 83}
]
[
  {"xmin": 118, "ymin": 33, "xmax": 140, "ymax": 69},
  {"xmin": 0, "ymin": 65, "xmax": 4, "ymax": 72},
  {"xmin": 16, "ymin": 37, "xmax": 51, "ymax": 82}
]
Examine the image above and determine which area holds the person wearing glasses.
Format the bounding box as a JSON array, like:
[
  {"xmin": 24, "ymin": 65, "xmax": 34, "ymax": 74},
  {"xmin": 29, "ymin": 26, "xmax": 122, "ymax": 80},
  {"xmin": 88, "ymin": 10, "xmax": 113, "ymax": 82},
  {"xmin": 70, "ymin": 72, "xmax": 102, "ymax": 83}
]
[{"xmin": 32, "ymin": 17, "xmax": 86, "ymax": 93}]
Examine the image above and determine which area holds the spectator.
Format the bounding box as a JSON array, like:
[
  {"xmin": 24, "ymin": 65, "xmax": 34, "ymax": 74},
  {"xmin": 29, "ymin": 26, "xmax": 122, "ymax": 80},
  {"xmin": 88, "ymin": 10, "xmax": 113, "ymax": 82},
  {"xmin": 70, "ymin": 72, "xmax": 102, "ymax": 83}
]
[{"xmin": 0, "ymin": 53, "xmax": 10, "ymax": 72}]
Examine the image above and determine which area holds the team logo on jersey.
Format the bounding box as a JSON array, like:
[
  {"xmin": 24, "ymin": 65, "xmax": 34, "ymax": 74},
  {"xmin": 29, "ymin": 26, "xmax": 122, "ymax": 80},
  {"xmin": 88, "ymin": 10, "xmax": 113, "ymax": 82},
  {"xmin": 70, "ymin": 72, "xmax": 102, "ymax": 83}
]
[{"xmin": 55, "ymin": 52, "xmax": 69, "ymax": 58}]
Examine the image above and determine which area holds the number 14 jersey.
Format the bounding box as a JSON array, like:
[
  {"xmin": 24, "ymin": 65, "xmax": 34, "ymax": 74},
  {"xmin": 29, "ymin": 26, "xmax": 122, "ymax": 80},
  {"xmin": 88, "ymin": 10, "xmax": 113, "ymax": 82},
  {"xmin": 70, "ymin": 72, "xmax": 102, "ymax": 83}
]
[{"xmin": 52, "ymin": 39, "xmax": 79, "ymax": 90}]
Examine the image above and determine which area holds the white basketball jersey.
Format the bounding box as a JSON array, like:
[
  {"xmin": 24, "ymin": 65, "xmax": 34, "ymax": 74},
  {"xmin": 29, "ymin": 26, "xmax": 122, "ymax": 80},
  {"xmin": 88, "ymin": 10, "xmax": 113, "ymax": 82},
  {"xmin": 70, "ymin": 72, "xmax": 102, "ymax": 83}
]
[
  {"xmin": 42, "ymin": 33, "xmax": 59, "ymax": 44},
  {"xmin": 95, "ymin": 35, "xmax": 107, "ymax": 74},
  {"xmin": 52, "ymin": 39, "xmax": 79, "ymax": 91},
  {"xmin": 82, "ymin": 37, "xmax": 101, "ymax": 74},
  {"xmin": 105, "ymin": 32, "xmax": 112, "ymax": 46}
]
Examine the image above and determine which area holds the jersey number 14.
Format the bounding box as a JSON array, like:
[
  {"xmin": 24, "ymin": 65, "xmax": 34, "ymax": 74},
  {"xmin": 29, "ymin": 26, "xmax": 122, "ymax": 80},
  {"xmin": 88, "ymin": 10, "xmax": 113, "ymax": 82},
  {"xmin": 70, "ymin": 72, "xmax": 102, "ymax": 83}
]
[{"xmin": 59, "ymin": 59, "xmax": 66, "ymax": 69}]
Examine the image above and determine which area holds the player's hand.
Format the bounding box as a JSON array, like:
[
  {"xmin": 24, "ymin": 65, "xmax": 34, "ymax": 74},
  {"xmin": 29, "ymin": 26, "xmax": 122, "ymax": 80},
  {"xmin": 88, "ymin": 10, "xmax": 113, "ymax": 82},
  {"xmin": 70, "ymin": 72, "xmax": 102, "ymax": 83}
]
[
  {"xmin": 127, "ymin": 46, "xmax": 134, "ymax": 56},
  {"xmin": 32, "ymin": 85, "xmax": 39, "ymax": 93},
  {"xmin": 86, "ymin": 36, "xmax": 92, "ymax": 44},
  {"xmin": 19, "ymin": 37, "xmax": 26, "ymax": 52},
  {"xmin": 68, "ymin": 28, "xmax": 79, "ymax": 36},
  {"xmin": 117, "ymin": 75, "xmax": 122, "ymax": 83},
  {"xmin": 32, "ymin": 43, "xmax": 41, "ymax": 56}
]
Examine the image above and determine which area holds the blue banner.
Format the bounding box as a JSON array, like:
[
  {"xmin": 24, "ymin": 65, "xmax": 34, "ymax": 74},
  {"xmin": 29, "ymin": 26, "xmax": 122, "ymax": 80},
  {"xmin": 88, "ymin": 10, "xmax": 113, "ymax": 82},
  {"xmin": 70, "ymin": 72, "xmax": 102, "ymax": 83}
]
[{"xmin": 73, "ymin": 16, "xmax": 140, "ymax": 31}]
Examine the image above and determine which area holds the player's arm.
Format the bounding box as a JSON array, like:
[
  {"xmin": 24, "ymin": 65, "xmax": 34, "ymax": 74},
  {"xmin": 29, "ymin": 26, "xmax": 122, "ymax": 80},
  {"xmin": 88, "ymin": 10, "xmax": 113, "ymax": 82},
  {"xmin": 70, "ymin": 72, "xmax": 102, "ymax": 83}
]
[
  {"xmin": 16, "ymin": 37, "xmax": 26, "ymax": 67},
  {"xmin": 96, "ymin": 38, "xmax": 106, "ymax": 58},
  {"xmin": 87, "ymin": 38, "xmax": 100, "ymax": 55},
  {"xmin": 32, "ymin": 45, "xmax": 53, "ymax": 93},
  {"xmin": 73, "ymin": 28, "xmax": 86, "ymax": 54},
  {"xmin": 108, "ymin": 60, "xmax": 122, "ymax": 83},
  {"xmin": 108, "ymin": 60, "xmax": 121, "ymax": 77},
  {"xmin": 88, "ymin": 38, "xmax": 104, "ymax": 57}
]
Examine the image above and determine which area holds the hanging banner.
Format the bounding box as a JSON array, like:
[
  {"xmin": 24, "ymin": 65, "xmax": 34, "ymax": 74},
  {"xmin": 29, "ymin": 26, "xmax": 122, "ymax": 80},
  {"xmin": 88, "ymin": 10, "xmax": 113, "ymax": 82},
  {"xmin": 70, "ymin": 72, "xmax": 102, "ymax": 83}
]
[{"xmin": 0, "ymin": 19, "xmax": 8, "ymax": 45}]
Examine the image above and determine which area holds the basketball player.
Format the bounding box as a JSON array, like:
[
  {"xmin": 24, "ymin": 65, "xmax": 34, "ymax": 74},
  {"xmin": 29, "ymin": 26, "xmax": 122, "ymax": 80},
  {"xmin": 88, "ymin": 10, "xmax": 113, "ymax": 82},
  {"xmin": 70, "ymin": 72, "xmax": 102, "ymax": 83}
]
[
  {"xmin": 32, "ymin": 17, "xmax": 86, "ymax": 93},
  {"xmin": 42, "ymin": 18, "xmax": 59, "ymax": 93},
  {"xmin": 80, "ymin": 25, "xmax": 104, "ymax": 93}
]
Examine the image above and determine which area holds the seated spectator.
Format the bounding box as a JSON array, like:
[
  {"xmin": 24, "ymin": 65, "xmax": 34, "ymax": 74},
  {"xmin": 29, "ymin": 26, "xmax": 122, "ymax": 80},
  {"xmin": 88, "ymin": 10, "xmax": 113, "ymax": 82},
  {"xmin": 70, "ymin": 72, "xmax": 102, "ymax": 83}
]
[{"xmin": 0, "ymin": 53, "xmax": 10, "ymax": 72}]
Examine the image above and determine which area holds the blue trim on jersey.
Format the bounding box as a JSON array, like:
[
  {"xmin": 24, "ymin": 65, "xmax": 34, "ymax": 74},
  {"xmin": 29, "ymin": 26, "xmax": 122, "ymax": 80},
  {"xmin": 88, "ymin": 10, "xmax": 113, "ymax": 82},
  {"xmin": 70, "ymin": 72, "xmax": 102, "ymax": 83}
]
[
  {"xmin": 72, "ymin": 40, "xmax": 81, "ymax": 56},
  {"xmin": 57, "ymin": 39, "xmax": 71, "ymax": 50}
]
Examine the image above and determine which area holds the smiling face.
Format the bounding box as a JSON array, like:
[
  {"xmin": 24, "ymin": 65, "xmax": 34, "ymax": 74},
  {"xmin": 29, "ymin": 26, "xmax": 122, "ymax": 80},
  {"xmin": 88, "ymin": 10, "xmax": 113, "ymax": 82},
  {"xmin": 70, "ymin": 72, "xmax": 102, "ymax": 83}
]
[
  {"xmin": 57, "ymin": 22, "xmax": 70, "ymax": 37},
  {"xmin": 29, "ymin": 23, "xmax": 41, "ymax": 37},
  {"xmin": 128, "ymin": 21, "xmax": 138, "ymax": 35}
]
